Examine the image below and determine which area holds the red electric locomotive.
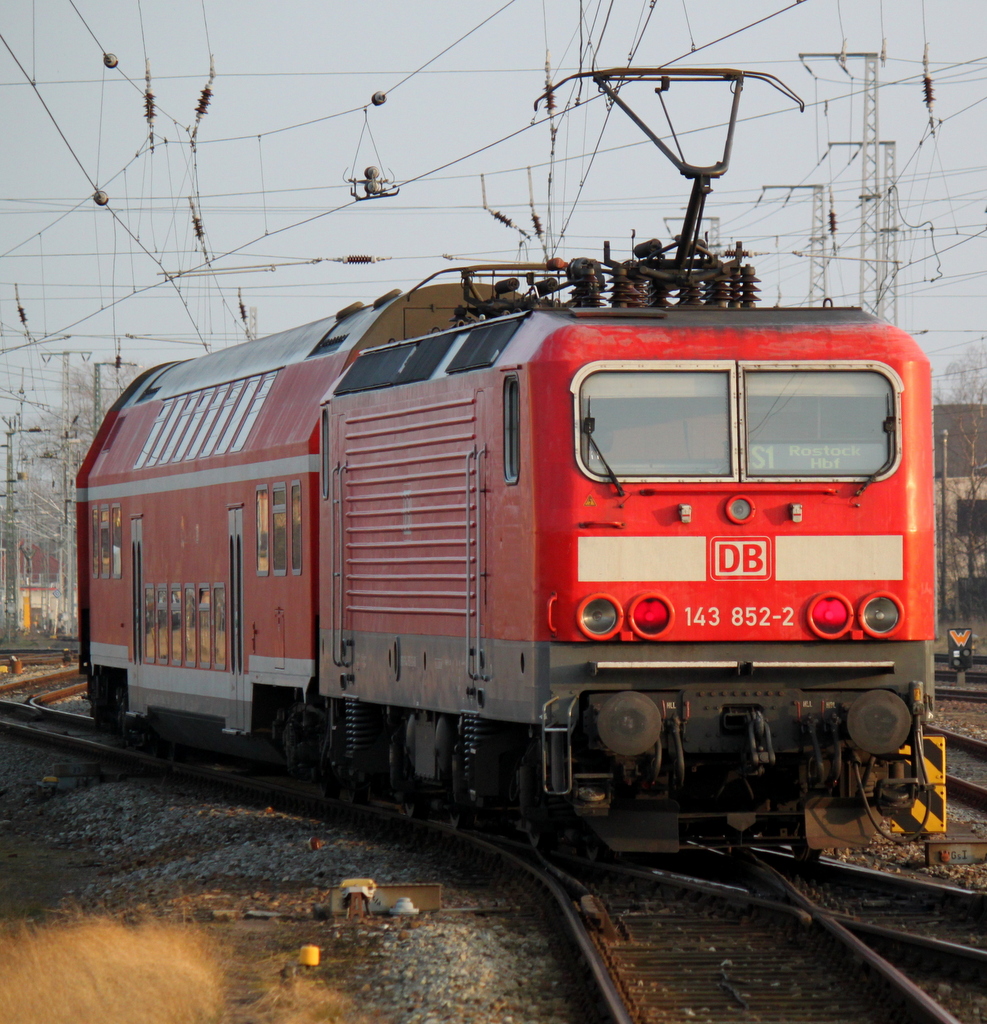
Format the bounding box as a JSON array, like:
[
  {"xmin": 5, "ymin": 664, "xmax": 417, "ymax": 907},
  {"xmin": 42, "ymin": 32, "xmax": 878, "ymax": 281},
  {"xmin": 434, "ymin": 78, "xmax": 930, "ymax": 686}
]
[{"xmin": 78, "ymin": 68, "xmax": 940, "ymax": 854}]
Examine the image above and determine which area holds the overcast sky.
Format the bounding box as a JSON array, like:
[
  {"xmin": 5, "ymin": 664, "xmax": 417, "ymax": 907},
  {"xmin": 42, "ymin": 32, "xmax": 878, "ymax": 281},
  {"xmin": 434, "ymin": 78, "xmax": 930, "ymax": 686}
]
[{"xmin": 2, "ymin": 0, "xmax": 986, "ymax": 425}]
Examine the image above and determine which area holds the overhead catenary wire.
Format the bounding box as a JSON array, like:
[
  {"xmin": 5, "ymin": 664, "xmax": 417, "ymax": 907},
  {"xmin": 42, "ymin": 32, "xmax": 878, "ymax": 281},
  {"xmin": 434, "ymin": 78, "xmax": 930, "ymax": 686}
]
[{"xmin": 3, "ymin": 4, "xmax": 982, "ymax": 395}]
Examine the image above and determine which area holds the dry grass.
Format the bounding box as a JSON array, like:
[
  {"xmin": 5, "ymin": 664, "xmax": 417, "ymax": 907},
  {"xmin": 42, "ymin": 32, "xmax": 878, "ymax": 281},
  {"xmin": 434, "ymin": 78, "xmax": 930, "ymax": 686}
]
[
  {"xmin": 0, "ymin": 918, "xmax": 224, "ymax": 1024},
  {"xmin": 247, "ymin": 980, "xmax": 378, "ymax": 1024},
  {"xmin": 0, "ymin": 916, "xmax": 384, "ymax": 1024}
]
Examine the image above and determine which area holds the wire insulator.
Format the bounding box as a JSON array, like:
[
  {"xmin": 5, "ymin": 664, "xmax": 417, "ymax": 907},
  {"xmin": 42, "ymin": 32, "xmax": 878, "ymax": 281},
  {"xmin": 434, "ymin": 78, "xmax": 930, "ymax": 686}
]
[
  {"xmin": 531, "ymin": 210, "xmax": 544, "ymax": 240},
  {"xmin": 923, "ymin": 75, "xmax": 935, "ymax": 111},
  {"xmin": 144, "ymin": 89, "xmax": 155, "ymax": 125},
  {"xmin": 740, "ymin": 265, "xmax": 760, "ymax": 308},
  {"xmin": 677, "ymin": 280, "xmax": 702, "ymax": 307},
  {"xmin": 103, "ymin": 53, "xmax": 118, "ymax": 69},
  {"xmin": 188, "ymin": 197, "xmax": 205, "ymax": 243},
  {"xmin": 343, "ymin": 255, "xmax": 373, "ymax": 263},
  {"xmin": 238, "ymin": 288, "xmax": 247, "ymax": 323},
  {"xmin": 705, "ymin": 274, "xmax": 733, "ymax": 308},
  {"xmin": 829, "ymin": 209, "xmax": 838, "ymax": 236},
  {"xmin": 570, "ymin": 262, "xmax": 605, "ymax": 307},
  {"xmin": 195, "ymin": 85, "xmax": 213, "ymax": 119},
  {"xmin": 649, "ymin": 281, "xmax": 672, "ymax": 308},
  {"xmin": 609, "ymin": 268, "xmax": 646, "ymax": 308},
  {"xmin": 488, "ymin": 208, "xmax": 529, "ymax": 239}
]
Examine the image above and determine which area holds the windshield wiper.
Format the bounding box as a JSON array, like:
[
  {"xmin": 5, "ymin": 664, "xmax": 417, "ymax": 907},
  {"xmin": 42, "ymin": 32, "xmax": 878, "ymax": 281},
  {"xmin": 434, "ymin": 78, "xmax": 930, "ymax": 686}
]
[{"xmin": 582, "ymin": 414, "xmax": 625, "ymax": 497}]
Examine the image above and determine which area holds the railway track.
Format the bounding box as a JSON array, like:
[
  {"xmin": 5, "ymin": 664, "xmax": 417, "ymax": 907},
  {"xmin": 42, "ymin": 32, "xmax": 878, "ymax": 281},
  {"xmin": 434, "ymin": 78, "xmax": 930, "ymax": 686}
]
[
  {"xmin": 926, "ymin": 724, "xmax": 987, "ymax": 814},
  {"xmin": 1, "ymin": 680, "xmax": 982, "ymax": 1024},
  {"xmin": 548, "ymin": 851, "xmax": 974, "ymax": 1024}
]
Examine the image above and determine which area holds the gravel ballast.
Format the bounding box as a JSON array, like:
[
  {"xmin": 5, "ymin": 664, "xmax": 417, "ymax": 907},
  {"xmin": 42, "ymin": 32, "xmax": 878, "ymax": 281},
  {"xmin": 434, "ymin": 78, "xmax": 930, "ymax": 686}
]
[{"xmin": 0, "ymin": 732, "xmax": 584, "ymax": 1024}]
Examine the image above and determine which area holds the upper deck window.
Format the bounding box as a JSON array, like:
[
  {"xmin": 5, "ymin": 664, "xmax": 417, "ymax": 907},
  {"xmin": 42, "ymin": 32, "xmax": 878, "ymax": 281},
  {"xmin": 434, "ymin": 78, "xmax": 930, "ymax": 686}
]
[
  {"xmin": 578, "ymin": 370, "xmax": 732, "ymax": 478},
  {"xmin": 133, "ymin": 371, "xmax": 278, "ymax": 469},
  {"xmin": 745, "ymin": 370, "xmax": 894, "ymax": 477}
]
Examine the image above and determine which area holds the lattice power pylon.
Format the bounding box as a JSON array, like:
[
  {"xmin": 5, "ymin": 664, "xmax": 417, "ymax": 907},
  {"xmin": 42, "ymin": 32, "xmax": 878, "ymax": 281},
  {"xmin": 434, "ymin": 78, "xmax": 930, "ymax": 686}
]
[{"xmin": 801, "ymin": 52, "xmax": 898, "ymax": 322}]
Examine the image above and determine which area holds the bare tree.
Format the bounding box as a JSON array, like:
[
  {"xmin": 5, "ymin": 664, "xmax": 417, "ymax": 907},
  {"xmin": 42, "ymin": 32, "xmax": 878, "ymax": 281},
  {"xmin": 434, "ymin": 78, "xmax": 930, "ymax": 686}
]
[{"xmin": 935, "ymin": 342, "xmax": 987, "ymax": 621}]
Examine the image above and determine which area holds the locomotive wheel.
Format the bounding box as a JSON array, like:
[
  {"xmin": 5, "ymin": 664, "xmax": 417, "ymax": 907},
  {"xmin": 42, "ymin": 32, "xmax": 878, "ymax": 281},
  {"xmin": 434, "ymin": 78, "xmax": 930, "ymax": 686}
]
[
  {"xmin": 339, "ymin": 784, "xmax": 370, "ymax": 805},
  {"xmin": 319, "ymin": 769, "xmax": 341, "ymax": 799},
  {"xmin": 523, "ymin": 821, "xmax": 557, "ymax": 852},
  {"xmin": 579, "ymin": 831, "xmax": 613, "ymax": 863},
  {"xmin": 792, "ymin": 843, "xmax": 821, "ymax": 864},
  {"xmin": 400, "ymin": 794, "xmax": 430, "ymax": 819},
  {"xmin": 446, "ymin": 804, "xmax": 475, "ymax": 830}
]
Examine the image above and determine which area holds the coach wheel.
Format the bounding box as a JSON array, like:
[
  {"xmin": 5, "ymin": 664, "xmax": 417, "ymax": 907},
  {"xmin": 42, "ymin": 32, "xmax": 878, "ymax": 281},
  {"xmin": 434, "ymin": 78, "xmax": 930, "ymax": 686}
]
[{"xmin": 114, "ymin": 687, "xmax": 128, "ymax": 739}]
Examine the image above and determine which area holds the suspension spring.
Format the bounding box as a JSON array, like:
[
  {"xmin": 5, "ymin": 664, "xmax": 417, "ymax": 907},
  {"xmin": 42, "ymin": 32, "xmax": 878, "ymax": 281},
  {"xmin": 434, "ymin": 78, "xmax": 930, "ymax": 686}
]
[
  {"xmin": 344, "ymin": 702, "xmax": 382, "ymax": 760},
  {"xmin": 462, "ymin": 714, "xmax": 500, "ymax": 785}
]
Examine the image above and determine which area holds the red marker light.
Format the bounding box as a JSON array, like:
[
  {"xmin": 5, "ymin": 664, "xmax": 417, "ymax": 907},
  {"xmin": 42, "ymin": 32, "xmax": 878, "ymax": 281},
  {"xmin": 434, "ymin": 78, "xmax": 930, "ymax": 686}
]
[
  {"xmin": 628, "ymin": 593, "xmax": 673, "ymax": 638},
  {"xmin": 807, "ymin": 593, "xmax": 852, "ymax": 638}
]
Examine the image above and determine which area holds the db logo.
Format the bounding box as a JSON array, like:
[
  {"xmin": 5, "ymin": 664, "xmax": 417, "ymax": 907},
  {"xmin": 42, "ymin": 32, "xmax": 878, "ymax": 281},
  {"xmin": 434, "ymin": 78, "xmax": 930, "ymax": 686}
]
[{"xmin": 710, "ymin": 537, "xmax": 772, "ymax": 580}]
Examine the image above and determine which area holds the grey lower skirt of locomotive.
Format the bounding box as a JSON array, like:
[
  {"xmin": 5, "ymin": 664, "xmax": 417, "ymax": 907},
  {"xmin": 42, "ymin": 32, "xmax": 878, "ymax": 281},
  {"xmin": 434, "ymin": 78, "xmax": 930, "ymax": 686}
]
[{"xmin": 311, "ymin": 648, "xmax": 935, "ymax": 852}]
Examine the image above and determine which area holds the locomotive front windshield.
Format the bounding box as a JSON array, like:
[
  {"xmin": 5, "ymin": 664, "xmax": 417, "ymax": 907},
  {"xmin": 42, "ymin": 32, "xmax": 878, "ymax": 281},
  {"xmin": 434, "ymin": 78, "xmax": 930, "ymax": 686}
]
[
  {"xmin": 576, "ymin": 366, "xmax": 896, "ymax": 481},
  {"xmin": 745, "ymin": 370, "xmax": 894, "ymax": 477},
  {"xmin": 580, "ymin": 371, "xmax": 732, "ymax": 477}
]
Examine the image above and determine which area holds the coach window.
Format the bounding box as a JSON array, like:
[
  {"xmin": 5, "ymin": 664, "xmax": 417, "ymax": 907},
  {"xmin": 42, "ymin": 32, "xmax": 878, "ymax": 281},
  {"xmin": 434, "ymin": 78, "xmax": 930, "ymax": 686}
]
[
  {"xmin": 99, "ymin": 508, "xmax": 111, "ymax": 577},
  {"xmin": 135, "ymin": 400, "xmax": 173, "ymax": 469},
  {"xmin": 184, "ymin": 386, "xmax": 226, "ymax": 461},
  {"xmin": 148, "ymin": 399, "xmax": 184, "ymax": 467},
  {"xmin": 111, "ymin": 506, "xmax": 123, "ymax": 577},
  {"xmin": 744, "ymin": 370, "xmax": 896, "ymax": 478},
  {"xmin": 230, "ymin": 372, "xmax": 277, "ymax": 453},
  {"xmin": 577, "ymin": 369, "xmax": 732, "ymax": 479},
  {"xmin": 91, "ymin": 509, "xmax": 100, "ymax": 577},
  {"xmin": 170, "ymin": 588, "xmax": 182, "ymax": 664},
  {"xmin": 175, "ymin": 388, "xmax": 214, "ymax": 462},
  {"xmin": 291, "ymin": 481, "xmax": 302, "ymax": 575},
  {"xmin": 272, "ymin": 483, "xmax": 287, "ymax": 576},
  {"xmin": 213, "ymin": 586, "xmax": 227, "ymax": 670},
  {"xmin": 198, "ymin": 587, "xmax": 211, "ymax": 668},
  {"xmin": 503, "ymin": 375, "xmax": 520, "ymax": 484},
  {"xmin": 143, "ymin": 586, "xmax": 156, "ymax": 662},
  {"xmin": 201, "ymin": 381, "xmax": 245, "ymax": 459},
  {"xmin": 156, "ymin": 587, "xmax": 168, "ymax": 662},
  {"xmin": 159, "ymin": 393, "xmax": 197, "ymax": 464},
  {"xmin": 256, "ymin": 486, "xmax": 270, "ymax": 575},
  {"xmin": 184, "ymin": 586, "xmax": 196, "ymax": 667}
]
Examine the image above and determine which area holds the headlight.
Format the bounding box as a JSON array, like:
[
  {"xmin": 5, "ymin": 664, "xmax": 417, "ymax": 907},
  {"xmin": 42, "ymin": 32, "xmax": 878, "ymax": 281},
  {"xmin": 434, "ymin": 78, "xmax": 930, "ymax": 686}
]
[
  {"xmin": 577, "ymin": 594, "xmax": 623, "ymax": 640},
  {"xmin": 859, "ymin": 592, "xmax": 902, "ymax": 637},
  {"xmin": 725, "ymin": 495, "xmax": 755, "ymax": 523}
]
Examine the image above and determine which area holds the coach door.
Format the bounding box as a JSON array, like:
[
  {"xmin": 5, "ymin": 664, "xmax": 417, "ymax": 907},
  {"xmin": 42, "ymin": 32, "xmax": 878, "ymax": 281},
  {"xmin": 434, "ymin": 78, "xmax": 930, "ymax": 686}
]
[
  {"xmin": 130, "ymin": 516, "xmax": 143, "ymax": 677},
  {"xmin": 228, "ymin": 507, "xmax": 248, "ymax": 731}
]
